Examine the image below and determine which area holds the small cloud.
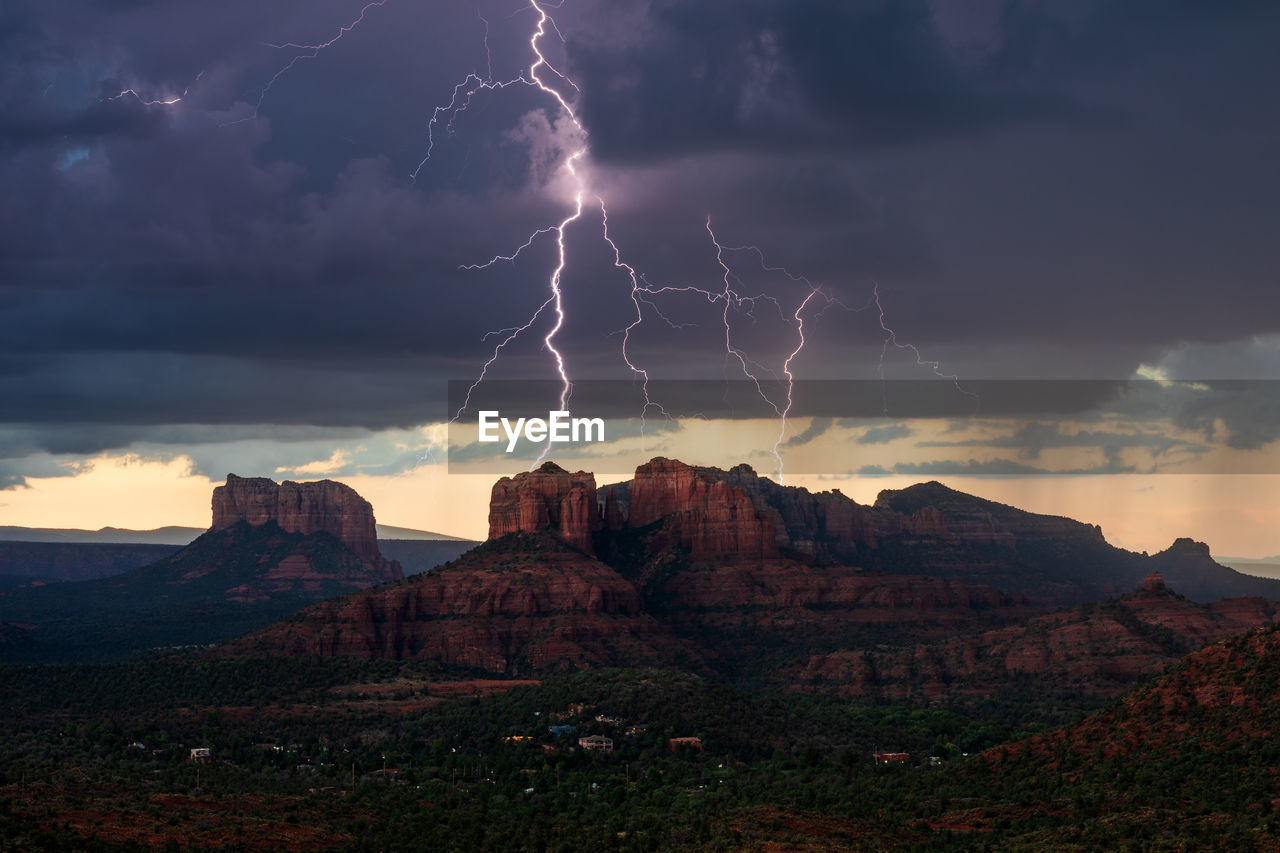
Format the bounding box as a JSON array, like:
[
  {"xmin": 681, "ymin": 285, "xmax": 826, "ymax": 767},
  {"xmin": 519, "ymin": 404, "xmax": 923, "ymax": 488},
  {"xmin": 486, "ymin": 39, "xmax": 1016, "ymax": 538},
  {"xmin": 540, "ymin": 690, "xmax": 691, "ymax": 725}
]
[
  {"xmin": 884, "ymin": 457, "xmax": 1136, "ymax": 477},
  {"xmin": 1135, "ymin": 363, "xmax": 1171, "ymax": 383},
  {"xmin": 783, "ymin": 417, "xmax": 834, "ymax": 447},
  {"xmin": 917, "ymin": 421, "xmax": 1192, "ymax": 461},
  {"xmin": 857, "ymin": 423, "xmax": 912, "ymax": 445},
  {"xmin": 277, "ymin": 448, "xmax": 352, "ymax": 476}
]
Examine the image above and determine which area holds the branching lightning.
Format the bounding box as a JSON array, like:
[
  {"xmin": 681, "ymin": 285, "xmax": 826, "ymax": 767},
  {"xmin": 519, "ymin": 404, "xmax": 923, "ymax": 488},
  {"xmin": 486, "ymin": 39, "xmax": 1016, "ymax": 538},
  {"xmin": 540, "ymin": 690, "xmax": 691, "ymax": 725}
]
[
  {"xmin": 104, "ymin": 71, "xmax": 204, "ymax": 108},
  {"xmin": 250, "ymin": 0, "xmax": 388, "ymax": 119},
  {"xmin": 438, "ymin": 1, "xmax": 583, "ymax": 452},
  {"xmin": 873, "ymin": 282, "xmax": 976, "ymax": 412},
  {"xmin": 201, "ymin": 0, "xmax": 966, "ymax": 476}
]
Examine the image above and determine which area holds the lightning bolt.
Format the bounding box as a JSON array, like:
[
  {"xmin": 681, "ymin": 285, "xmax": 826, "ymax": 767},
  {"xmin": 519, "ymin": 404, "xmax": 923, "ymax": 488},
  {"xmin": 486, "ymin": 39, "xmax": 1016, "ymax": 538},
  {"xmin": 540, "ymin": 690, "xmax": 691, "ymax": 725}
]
[
  {"xmin": 612, "ymin": 217, "xmax": 854, "ymax": 479},
  {"xmin": 873, "ymin": 282, "xmax": 976, "ymax": 414},
  {"xmin": 96, "ymin": 0, "xmax": 964, "ymax": 478},
  {"xmin": 223, "ymin": 0, "xmax": 388, "ymax": 126},
  {"xmin": 106, "ymin": 90, "xmax": 184, "ymax": 107},
  {"xmin": 439, "ymin": 1, "xmax": 581, "ymax": 459},
  {"xmin": 103, "ymin": 71, "xmax": 204, "ymax": 108},
  {"xmin": 406, "ymin": 1, "xmax": 965, "ymax": 475}
]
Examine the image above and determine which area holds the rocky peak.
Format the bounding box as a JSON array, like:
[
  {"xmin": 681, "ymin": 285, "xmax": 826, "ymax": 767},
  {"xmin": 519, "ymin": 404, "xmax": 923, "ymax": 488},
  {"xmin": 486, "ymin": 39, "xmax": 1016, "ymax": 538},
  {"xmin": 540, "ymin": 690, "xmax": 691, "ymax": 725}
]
[
  {"xmin": 625, "ymin": 458, "xmax": 779, "ymax": 560},
  {"xmin": 1143, "ymin": 572, "xmax": 1167, "ymax": 593},
  {"xmin": 488, "ymin": 462, "xmax": 601, "ymax": 554},
  {"xmin": 212, "ymin": 474, "xmax": 397, "ymax": 578},
  {"xmin": 1162, "ymin": 538, "xmax": 1212, "ymax": 558},
  {"xmin": 875, "ymin": 481, "xmax": 1102, "ymax": 545}
]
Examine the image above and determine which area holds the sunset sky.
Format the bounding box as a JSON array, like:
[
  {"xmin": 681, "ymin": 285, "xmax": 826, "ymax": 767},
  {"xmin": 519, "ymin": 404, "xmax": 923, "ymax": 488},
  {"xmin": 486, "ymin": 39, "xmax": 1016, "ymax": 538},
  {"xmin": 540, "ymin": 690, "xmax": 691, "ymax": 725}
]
[{"xmin": 2, "ymin": 1, "xmax": 1278, "ymax": 555}]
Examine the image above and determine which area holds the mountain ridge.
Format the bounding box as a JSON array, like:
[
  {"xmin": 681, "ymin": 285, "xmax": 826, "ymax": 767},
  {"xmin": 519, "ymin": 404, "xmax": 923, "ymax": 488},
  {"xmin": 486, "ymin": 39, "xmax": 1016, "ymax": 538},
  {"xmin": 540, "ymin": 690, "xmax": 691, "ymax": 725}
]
[
  {"xmin": 227, "ymin": 459, "xmax": 1280, "ymax": 696},
  {"xmin": 0, "ymin": 475, "xmax": 404, "ymax": 661},
  {"xmin": 0, "ymin": 522, "xmax": 465, "ymax": 546}
]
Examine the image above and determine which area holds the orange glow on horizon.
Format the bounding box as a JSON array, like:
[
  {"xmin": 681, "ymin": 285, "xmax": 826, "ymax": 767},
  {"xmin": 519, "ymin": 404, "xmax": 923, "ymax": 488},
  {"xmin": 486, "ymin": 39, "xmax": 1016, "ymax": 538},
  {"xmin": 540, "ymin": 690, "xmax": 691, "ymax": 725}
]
[{"xmin": 2, "ymin": 453, "xmax": 1279, "ymax": 557}]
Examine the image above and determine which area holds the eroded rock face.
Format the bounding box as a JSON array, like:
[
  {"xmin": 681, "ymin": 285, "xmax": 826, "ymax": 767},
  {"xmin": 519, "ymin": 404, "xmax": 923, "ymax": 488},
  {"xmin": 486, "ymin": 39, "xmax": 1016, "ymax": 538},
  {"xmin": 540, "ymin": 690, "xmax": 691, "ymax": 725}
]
[
  {"xmin": 226, "ymin": 533, "xmax": 693, "ymax": 674},
  {"xmin": 493, "ymin": 458, "xmax": 1266, "ymax": 604},
  {"xmin": 797, "ymin": 582, "xmax": 1280, "ymax": 703},
  {"xmin": 226, "ymin": 458, "xmax": 1280, "ymax": 687},
  {"xmin": 212, "ymin": 474, "xmax": 400, "ymax": 582},
  {"xmin": 625, "ymin": 458, "xmax": 779, "ymax": 561},
  {"xmin": 488, "ymin": 462, "xmax": 602, "ymax": 554}
]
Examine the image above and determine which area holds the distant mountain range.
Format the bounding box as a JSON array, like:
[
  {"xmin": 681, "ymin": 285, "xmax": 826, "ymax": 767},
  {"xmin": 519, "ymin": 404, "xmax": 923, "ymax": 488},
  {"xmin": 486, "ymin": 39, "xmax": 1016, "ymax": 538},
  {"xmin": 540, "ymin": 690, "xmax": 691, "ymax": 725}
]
[
  {"xmin": 0, "ymin": 476, "xmax": 473, "ymax": 662},
  {"xmin": 7, "ymin": 458, "xmax": 1278, "ymax": 688},
  {"xmin": 1216, "ymin": 555, "xmax": 1280, "ymax": 581},
  {"xmin": 225, "ymin": 458, "xmax": 1280, "ymax": 706},
  {"xmin": 0, "ymin": 522, "xmax": 468, "ymax": 546}
]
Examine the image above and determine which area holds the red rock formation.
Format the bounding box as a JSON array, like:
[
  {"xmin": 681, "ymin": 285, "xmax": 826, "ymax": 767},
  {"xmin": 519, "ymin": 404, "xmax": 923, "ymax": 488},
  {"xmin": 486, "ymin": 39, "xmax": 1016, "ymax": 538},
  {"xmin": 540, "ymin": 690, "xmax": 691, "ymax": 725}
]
[
  {"xmin": 223, "ymin": 458, "xmax": 1280, "ymax": 689},
  {"xmin": 488, "ymin": 462, "xmax": 601, "ymax": 554},
  {"xmin": 626, "ymin": 458, "xmax": 779, "ymax": 561},
  {"xmin": 797, "ymin": 580, "xmax": 1280, "ymax": 702},
  {"xmin": 601, "ymin": 484, "xmax": 627, "ymax": 532},
  {"xmin": 212, "ymin": 474, "xmax": 400, "ymax": 582},
  {"xmin": 713, "ymin": 465, "xmax": 879, "ymax": 560},
  {"xmin": 992, "ymin": 622, "xmax": 1280, "ymax": 769},
  {"xmin": 225, "ymin": 533, "xmax": 694, "ymax": 674}
]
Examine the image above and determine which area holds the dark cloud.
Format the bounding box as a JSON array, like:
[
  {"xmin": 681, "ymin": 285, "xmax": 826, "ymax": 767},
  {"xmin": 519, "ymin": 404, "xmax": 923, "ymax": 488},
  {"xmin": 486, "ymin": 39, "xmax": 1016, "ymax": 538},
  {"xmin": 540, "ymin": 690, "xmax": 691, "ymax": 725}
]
[
  {"xmin": 782, "ymin": 417, "xmax": 833, "ymax": 448},
  {"xmin": 567, "ymin": 0, "xmax": 1079, "ymax": 165},
  {"xmin": 917, "ymin": 421, "xmax": 1187, "ymax": 459},
  {"xmin": 859, "ymin": 457, "xmax": 1135, "ymax": 478},
  {"xmin": 0, "ymin": 0, "xmax": 1277, "ymax": 487},
  {"xmin": 858, "ymin": 424, "xmax": 913, "ymax": 445},
  {"xmin": 1171, "ymin": 383, "xmax": 1280, "ymax": 452}
]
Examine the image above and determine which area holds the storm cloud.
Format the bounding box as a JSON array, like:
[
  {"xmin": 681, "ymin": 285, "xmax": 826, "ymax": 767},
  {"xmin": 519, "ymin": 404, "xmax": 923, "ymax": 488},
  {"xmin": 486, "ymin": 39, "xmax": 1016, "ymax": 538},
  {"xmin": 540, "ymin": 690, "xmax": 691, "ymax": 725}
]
[{"xmin": 1, "ymin": 0, "xmax": 1277, "ymax": 486}]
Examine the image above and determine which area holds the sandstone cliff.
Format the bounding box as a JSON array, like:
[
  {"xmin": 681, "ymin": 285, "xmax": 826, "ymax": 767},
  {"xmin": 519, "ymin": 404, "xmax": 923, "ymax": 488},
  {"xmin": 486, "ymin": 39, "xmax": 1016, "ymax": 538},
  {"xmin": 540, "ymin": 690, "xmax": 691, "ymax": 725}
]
[
  {"xmin": 213, "ymin": 474, "xmax": 400, "ymax": 582},
  {"xmin": 223, "ymin": 458, "xmax": 1280, "ymax": 690},
  {"xmin": 225, "ymin": 533, "xmax": 695, "ymax": 674},
  {"xmin": 797, "ymin": 575, "xmax": 1280, "ymax": 703},
  {"xmin": 624, "ymin": 458, "xmax": 779, "ymax": 561},
  {"xmin": 488, "ymin": 462, "xmax": 602, "ymax": 555}
]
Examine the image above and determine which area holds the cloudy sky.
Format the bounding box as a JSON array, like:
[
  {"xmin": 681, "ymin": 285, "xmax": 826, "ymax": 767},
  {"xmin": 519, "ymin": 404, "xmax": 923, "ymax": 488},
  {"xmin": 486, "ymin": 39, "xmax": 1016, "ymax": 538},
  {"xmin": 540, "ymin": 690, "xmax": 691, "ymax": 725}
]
[{"xmin": 2, "ymin": 0, "xmax": 1278, "ymax": 553}]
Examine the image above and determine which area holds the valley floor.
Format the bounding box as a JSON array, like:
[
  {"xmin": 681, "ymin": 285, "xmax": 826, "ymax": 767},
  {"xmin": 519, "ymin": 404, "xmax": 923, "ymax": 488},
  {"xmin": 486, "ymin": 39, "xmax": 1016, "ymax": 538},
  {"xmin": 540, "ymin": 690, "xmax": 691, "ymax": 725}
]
[{"xmin": 3, "ymin": 653, "xmax": 1279, "ymax": 851}]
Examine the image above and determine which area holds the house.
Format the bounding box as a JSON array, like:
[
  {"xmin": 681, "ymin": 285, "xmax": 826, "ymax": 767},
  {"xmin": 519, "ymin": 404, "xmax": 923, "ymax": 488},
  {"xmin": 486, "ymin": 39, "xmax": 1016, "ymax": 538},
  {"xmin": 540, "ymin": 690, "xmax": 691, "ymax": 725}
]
[
  {"xmin": 668, "ymin": 737, "xmax": 703, "ymax": 752},
  {"xmin": 189, "ymin": 747, "xmax": 211, "ymax": 763},
  {"xmin": 625, "ymin": 724, "xmax": 650, "ymax": 736},
  {"xmin": 873, "ymin": 752, "xmax": 910, "ymax": 765},
  {"xmin": 579, "ymin": 735, "xmax": 613, "ymax": 752}
]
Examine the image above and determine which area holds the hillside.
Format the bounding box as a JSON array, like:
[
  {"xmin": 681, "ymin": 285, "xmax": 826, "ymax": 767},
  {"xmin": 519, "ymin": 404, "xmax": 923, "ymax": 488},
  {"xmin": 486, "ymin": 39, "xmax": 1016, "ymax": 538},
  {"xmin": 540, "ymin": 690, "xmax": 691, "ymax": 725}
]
[
  {"xmin": 0, "ymin": 476, "xmax": 402, "ymax": 662},
  {"xmin": 225, "ymin": 532, "xmax": 700, "ymax": 672},
  {"xmin": 0, "ymin": 541, "xmax": 181, "ymax": 583},
  {"xmin": 0, "ymin": 522, "xmax": 460, "ymax": 545},
  {"xmin": 230, "ymin": 460, "xmax": 1280, "ymax": 703},
  {"xmin": 798, "ymin": 572, "xmax": 1280, "ymax": 706},
  {"xmin": 896, "ymin": 621, "xmax": 1280, "ymax": 847},
  {"xmin": 0, "ymin": 537, "xmax": 472, "ymax": 586},
  {"xmin": 999, "ymin": 620, "xmax": 1280, "ymax": 765}
]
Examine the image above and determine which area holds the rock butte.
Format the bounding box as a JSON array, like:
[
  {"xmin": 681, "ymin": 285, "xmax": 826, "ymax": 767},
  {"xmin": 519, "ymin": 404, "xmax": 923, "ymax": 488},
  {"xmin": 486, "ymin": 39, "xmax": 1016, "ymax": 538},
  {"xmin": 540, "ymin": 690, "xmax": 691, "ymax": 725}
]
[
  {"xmin": 214, "ymin": 473, "xmax": 400, "ymax": 582},
  {"xmin": 228, "ymin": 457, "xmax": 1280, "ymax": 688},
  {"xmin": 214, "ymin": 474, "xmax": 382, "ymax": 562}
]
